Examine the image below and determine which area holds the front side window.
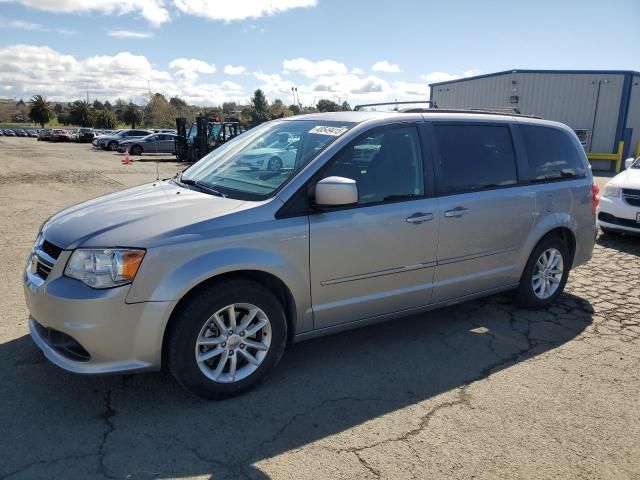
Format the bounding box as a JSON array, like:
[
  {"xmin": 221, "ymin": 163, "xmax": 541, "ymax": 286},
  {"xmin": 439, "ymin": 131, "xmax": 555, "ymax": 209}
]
[
  {"xmin": 434, "ymin": 124, "xmax": 517, "ymax": 194},
  {"xmin": 320, "ymin": 125, "xmax": 424, "ymax": 205},
  {"xmin": 181, "ymin": 120, "xmax": 355, "ymax": 200},
  {"xmin": 520, "ymin": 125, "xmax": 586, "ymax": 180}
]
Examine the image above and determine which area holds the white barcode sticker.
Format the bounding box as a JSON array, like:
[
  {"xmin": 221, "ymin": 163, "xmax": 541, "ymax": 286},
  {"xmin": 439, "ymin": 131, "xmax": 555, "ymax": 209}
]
[{"xmin": 308, "ymin": 125, "xmax": 348, "ymax": 136}]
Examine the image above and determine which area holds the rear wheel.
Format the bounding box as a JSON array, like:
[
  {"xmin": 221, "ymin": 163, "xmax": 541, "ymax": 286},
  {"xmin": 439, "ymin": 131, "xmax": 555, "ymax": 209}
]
[
  {"xmin": 515, "ymin": 235, "xmax": 570, "ymax": 309},
  {"xmin": 108, "ymin": 141, "xmax": 118, "ymax": 151},
  {"xmin": 267, "ymin": 157, "xmax": 283, "ymax": 171},
  {"xmin": 167, "ymin": 279, "xmax": 287, "ymax": 399}
]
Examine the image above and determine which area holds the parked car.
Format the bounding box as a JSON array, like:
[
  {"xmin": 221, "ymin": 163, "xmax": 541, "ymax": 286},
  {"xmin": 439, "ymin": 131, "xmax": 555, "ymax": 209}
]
[
  {"xmin": 24, "ymin": 111, "xmax": 597, "ymax": 399},
  {"xmin": 27, "ymin": 130, "xmax": 39, "ymax": 137},
  {"xmin": 117, "ymin": 133, "xmax": 177, "ymax": 155},
  {"xmin": 153, "ymin": 128, "xmax": 177, "ymax": 134},
  {"xmin": 77, "ymin": 128, "xmax": 95, "ymax": 143},
  {"xmin": 598, "ymin": 156, "xmax": 640, "ymax": 234},
  {"xmin": 96, "ymin": 129, "xmax": 152, "ymax": 150},
  {"xmin": 15, "ymin": 129, "xmax": 28, "ymax": 137},
  {"xmin": 38, "ymin": 129, "xmax": 52, "ymax": 141},
  {"xmin": 51, "ymin": 129, "xmax": 72, "ymax": 142},
  {"xmin": 4, "ymin": 129, "xmax": 16, "ymax": 136},
  {"xmin": 238, "ymin": 133, "xmax": 300, "ymax": 170}
]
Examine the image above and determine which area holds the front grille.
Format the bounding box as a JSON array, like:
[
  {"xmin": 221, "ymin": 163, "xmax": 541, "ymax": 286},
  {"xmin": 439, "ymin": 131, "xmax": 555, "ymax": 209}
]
[
  {"xmin": 41, "ymin": 240, "xmax": 62, "ymax": 260},
  {"xmin": 35, "ymin": 259, "xmax": 52, "ymax": 280},
  {"xmin": 32, "ymin": 320, "xmax": 91, "ymax": 362},
  {"xmin": 622, "ymin": 189, "xmax": 640, "ymax": 207},
  {"xmin": 598, "ymin": 212, "xmax": 640, "ymax": 230}
]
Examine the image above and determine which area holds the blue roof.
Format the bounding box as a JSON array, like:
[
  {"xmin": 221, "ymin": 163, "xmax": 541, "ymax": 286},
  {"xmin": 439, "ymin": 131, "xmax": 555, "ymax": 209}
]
[{"xmin": 429, "ymin": 69, "xmax": 640, "ymax": 87}]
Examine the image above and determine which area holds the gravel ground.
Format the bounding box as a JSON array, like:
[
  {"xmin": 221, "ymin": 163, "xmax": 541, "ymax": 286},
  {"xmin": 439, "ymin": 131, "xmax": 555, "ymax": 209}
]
[{"xmin": 0, "ymin": 137, "xmax": 638, "ymax": 480}]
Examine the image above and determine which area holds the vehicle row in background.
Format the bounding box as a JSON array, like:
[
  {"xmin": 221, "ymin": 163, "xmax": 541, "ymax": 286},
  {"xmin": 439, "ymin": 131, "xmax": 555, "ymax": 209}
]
[{"xmin": 2, "ymin": 128, "xmax": 38, "ymax": 137}]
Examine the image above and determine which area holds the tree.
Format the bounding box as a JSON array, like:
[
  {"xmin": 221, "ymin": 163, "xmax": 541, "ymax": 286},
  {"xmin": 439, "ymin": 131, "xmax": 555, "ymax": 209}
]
[
  {"xmin": 92, "ymin": 99, "xmax": 104, "ymax": 110},
  {"xmin": 249, "ymin": 89, "xmax": 269, "ymax": 126},
  {"xmin": 16, "ymin": 99, "xmax": 25, "ymax": 107},
  {"xmin": 53, "ymin": 103, "xmax": 64, "ymax": 114},
  {"xmin": 57, "ymin": 113, "xmax": 70, "ymax": 126},
  {"xmin": 288, "ymin": 104, "xmax": 300, "ymax": 115},
  {"xmin": 28, "ymin": 95, "xmax": 53, "ymax": 127},
  {"xmin": 103, "ymin": 100, "xmax": 112, "ymax": 111},
  {"xmin": 267, "ymin": 99, "xmax": 293, "ymax": 119},
  {"xmin": 94, "ymin": 110, "xmax": 117, "ymax": 129},
  {"xmin": 143, "ymin": 93, "xmax": 174, "ymax": 128},
  {"xmin": 123, "ymin": 103, "xmax": 142, "ymax": 128},
  {"xmin": 316, "ymin": 99, "xmax": 341, "ymax": 112},
  {"xmin": 69, "ymin": 100, "xmax": 96, "ymax": 127},
  {"xmin": 341, "ymin": 100, "xmax": 351, "ymax": 111},
  {"xmin": 169, "ymin": 97, "xmax": 188, "ymax": 109}
]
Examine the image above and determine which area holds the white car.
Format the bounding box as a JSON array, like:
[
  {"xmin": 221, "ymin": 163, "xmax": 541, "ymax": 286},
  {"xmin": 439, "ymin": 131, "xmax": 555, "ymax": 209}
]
[
  {"xmin": 598, "ymin": 156, "xmax": 640, "ymax": 235},
  {"xmin": 238, "ymin": 139, "xmax": 300, "ymax": 171}
]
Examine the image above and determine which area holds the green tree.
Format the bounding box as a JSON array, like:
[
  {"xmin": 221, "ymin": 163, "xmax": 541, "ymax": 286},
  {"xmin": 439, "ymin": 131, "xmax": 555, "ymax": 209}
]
[
  {"xmin": 267, "ymin": 99, "xmax": 293, "ymax": 119},
  {"xmin": 250, "ymin": 89, "xmax": 269, "ymax": 126},
  {"xmin": 69, "ymin": 100, "xmax": 96, "ymax": 127},
  {"xmin": 103, "ymin": 100, "xmax": 112, "ymax": 111},
  {"xmin": 94, "ymin": 110, "xmax": 117, "ymax": 129},
  {"xmin": 341, "ymin": 100, "xmax": 351, "ymax": 111},
  {"xmin": 57, "ymin": 112, "xmax": 70, "ymax": 126},
  {"xmin": 316, "ymin": 99, "xmax": 341, "ymax": 112},
  {"xmin": 92, "ymin": 99, "xmax": 104, "ymax": 110},
  {"xmin": 28, "ymin": 95, "xmax": 53, "ymax": 127},
  {"xmin": 53, "ymin": 103, "xmax": 64, "ymax": 114},
  {"xmin": 123, "ymin": 103, "xmax": 142, "ymax": 128},
  {"xmin": 288, "ymin": 104, "xmax": 300, "ymax": 115},
  {"xmin": 144, "ymin": 93, "xmax": 174, "ymax": 128}
]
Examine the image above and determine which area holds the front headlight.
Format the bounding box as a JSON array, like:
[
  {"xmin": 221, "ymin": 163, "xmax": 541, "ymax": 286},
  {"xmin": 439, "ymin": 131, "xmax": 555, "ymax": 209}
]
[
  {"xmin": 64, "ymin": 249, "xmax": 145, "ymax": 289},
  {"xmin": 603, "ymin": 183, "xmax": 621, "ymax": 198}
]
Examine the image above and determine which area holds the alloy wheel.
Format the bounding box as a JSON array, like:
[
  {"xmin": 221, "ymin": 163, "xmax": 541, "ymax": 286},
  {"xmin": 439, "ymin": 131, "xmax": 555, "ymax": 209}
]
[
  {"xmin": 195, "ymin": 303, "xmax": 272, "ymax": 383},
  {"xmin": 532, "ymin": 248, "xmax": 564, "ymax": 299}
]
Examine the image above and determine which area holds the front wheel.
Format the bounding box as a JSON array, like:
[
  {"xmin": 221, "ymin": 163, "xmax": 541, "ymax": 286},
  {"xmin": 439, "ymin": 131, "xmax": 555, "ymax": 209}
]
[
  {"xmin": 267, "ymin": 157, "xmax": 283, "ymax": 171},
  {"xmin": 131, "ymin": 145, "xmax": 143, "ymax": 155},
  {"xmin": 515, "ymin": 236, "xmax": 570, "ymax": 309},
  {"xmin": 167, "ymin": 279, "xmax": 287, "ymax": 399},
  {"xmin": 108, "ymin": 141, "xmax": 118, "ymax": 151}
]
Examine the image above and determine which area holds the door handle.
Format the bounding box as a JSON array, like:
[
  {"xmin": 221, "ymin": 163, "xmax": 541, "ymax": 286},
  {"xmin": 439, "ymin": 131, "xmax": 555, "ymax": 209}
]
[
  {"xmin": 406, "ymin": 212, "xmax": 434, "ymax": 224},
  {"xmin": 444, "ymin": 207, "xmax": 470, "ymax": 218}
]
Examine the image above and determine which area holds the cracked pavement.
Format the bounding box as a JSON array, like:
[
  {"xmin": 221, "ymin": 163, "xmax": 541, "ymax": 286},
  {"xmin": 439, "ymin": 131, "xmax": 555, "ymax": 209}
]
[{"xmin": 0, "ymin": 138, "xmax": 639, "ymax": 479}]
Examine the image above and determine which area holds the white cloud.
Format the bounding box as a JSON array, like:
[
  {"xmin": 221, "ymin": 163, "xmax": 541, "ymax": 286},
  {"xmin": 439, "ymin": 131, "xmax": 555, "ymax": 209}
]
[
  {"xmin": 108, "ymin": 30, "xmax": 154, "ymax": 39},
  {"xmin": 351, "ymin": 67, "xmax": 364, "ymax": 75},
  {"xmin": 392, "ymin": 81, "xmax": 429, "ymax": 97},
  {"xmin": 169, "ymin": 57, "xmax": 216, "ymax": 83},
  {"xmin": 8, "ymin": 0, "xmax": 170, "ymax": 26},
  {"xmin": 422, "ymin": 70, "xmax": 481, "ymax": 84},
  {"xmin": 8, "ymin": 19, "xmax": 49, "ymax": 31},
  {"xmin": 371, "ymin": 60, "xmax": 402, "ymax": 73},
  {"xmin": 173, "ymin": 0, "xmax": 316, "ymax": 21},
  {"xmin": 224, "ymin": 64, "xmax": 246, "ymax": 75},
  {"xmin": 0, "ymin": 44, "xmax": 245, "ymax": 106},
  {"xmin": 282, "ymin": 58, "xmax": 348, "ymax": 78}
]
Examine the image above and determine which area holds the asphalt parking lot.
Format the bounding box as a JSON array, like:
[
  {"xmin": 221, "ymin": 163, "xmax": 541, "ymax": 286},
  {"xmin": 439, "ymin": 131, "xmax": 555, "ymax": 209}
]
[{"xmin": 0, "ymin": 136, "xmax": 638, "ymax": 480}]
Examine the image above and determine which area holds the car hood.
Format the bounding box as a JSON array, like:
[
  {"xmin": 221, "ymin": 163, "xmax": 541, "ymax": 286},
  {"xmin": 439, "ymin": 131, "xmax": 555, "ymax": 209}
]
[
  {"xmin": 612, "ymin": 168, "xmax": 640, "ymax": 189},
  {"xmin": 42, "ymin": 181, "xmax": 255, "ymax": 249}
]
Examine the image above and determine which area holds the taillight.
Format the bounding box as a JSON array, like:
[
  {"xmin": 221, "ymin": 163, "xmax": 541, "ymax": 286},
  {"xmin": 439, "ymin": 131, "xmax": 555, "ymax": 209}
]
[{"xmin": 592, "ymin": 183, "xmax": 600, "ymax": 215}]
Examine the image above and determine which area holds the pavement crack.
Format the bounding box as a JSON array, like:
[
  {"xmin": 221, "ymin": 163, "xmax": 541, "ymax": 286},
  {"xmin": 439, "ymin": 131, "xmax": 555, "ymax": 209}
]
[{"xmin": 96, "ymin": 387, "xmax": 118, "ymax": 479}]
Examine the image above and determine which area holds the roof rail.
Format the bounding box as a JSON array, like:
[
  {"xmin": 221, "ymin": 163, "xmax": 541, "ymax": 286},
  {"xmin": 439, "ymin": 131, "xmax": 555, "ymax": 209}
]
[
  {"xmin": 417, "ymin": 107, "xmax": 541, "ymax": 119},
  {"xmin": 354, "ymin": 100, "xmax": 434, "ymax": 111}
]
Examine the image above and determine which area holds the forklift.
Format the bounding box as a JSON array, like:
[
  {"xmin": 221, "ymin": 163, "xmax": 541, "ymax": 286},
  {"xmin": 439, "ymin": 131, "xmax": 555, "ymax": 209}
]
[{"xmin": 174, "ymin": 116, "xmax": 244, "ymax": 162}]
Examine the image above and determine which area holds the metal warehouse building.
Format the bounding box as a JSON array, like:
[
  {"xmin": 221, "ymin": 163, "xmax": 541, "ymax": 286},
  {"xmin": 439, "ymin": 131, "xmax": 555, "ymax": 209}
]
[{"xmin": 429, "ymin": 69, "xmax": 640, "ymax": 171}]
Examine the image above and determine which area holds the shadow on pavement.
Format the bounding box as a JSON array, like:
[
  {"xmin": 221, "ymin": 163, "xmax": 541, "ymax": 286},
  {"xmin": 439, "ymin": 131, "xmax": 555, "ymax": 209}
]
[
  {"xmin": 596, "ymin": 230, "xmax": 640, "ymax": 256},
  {"xmin": 0, "ymin": 292, "xmax": 593, "ymax": 479}
]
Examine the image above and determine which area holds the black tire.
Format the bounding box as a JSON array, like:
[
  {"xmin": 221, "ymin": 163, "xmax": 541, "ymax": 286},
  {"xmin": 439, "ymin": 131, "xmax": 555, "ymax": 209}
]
[
  {"xmin": 267, "ymin": 157, "xmax": 283, "ymax": 171},
  {"xmin": 131, "ymin": 145, "xmax": 143, "ymax": 155},
  {"xmin": 166, "ymin": 279, "xmax": 288, "ymax": 399},
  {"xmin": 600, "ymin": 226, "xmax": 621, "ymax": 236},
  {"xmin": 515, "ymin": 235, "xmax": 571, "ymax": 309},
  {"xmin": 108, "ymin": 141, "xmax": 118, "ymax": 151}
]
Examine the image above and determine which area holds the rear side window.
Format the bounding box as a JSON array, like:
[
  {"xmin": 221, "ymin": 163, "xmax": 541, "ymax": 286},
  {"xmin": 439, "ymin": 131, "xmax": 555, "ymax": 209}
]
[
  {"xmin": 520, "ymin": 125, "xmax": 586, "ymax": 180},
  {"xmin": 434, "ymin": 124, "xmax": 517, "ymax": 194}
]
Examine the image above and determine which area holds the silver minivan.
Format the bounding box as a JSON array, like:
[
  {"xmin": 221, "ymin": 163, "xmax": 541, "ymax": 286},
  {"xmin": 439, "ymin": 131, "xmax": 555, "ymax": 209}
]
[{"xmin": 24, "ymin": 111, "xmax": 597, "ymax": 398}]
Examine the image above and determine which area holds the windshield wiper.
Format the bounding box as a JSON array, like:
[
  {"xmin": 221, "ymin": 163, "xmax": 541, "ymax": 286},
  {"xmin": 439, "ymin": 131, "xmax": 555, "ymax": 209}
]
[{"xmin": 176, "ymin": 174, "xmax": 227, "ymax": 198}]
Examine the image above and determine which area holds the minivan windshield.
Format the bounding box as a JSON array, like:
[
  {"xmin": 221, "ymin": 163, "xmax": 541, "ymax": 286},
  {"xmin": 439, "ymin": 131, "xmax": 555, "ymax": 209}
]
[{"xmin": 180, "ymin": 120, "xmax": 355, "ymax": 200}]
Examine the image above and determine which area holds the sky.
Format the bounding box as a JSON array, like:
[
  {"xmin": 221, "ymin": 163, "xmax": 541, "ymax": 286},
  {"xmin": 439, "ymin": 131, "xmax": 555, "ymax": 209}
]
[{"xmin": 0, "ymin": 0, "xmax": 639, "ymax": 107}]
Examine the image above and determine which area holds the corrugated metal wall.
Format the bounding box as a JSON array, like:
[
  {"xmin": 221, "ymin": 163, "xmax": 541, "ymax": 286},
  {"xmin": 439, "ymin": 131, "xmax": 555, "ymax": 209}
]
[
  {"xmin": 431, "ymin": 72, "xmax": 625, "ymax": 153},
  {"xmin": 626, "ymin": 74, "xmax": 640, "ymax": 158}
]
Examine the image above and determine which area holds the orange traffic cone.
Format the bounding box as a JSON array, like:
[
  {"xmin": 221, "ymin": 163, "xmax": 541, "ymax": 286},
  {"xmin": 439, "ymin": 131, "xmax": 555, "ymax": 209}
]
[{"xmin": 122, "ymin": 147, "xmax": 132, "ymax": 165}]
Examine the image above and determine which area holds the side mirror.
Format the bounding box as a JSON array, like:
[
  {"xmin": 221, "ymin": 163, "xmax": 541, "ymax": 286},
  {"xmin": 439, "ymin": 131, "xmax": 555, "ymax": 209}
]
[
  {"xmin": 625, "ymin": 157, "xmax": 636, "ymax": 170},
  {"xmin": 314, "ymin": 176, "xmax": 358, "ymax": 208}
]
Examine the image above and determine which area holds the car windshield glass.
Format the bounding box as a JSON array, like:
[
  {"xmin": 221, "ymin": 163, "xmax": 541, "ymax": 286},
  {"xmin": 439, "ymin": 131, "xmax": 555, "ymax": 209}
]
[
  {"xmin": 181, "ymin": 120, "xmax": 355, "ymax": 200},
  {"xmin": 632, "ymin": 158, "xmax": 640, "ymax": 169}
]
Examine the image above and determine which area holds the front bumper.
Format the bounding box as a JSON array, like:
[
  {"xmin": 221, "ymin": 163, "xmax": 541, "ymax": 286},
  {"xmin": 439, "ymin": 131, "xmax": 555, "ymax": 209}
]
[
  {"xmin": 24, "ymin": 249, "xmax": 175, "ymax": 375},
  {"xmin": 598, "ymin": 196, "xmax": 640, "ymax": 233}
]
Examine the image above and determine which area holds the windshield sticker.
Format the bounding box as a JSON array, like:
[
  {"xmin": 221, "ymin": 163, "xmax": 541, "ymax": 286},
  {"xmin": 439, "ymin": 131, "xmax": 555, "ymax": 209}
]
[{"xmin": 308, "ymin": 125, "xmax": 348, "ymax": 136}]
